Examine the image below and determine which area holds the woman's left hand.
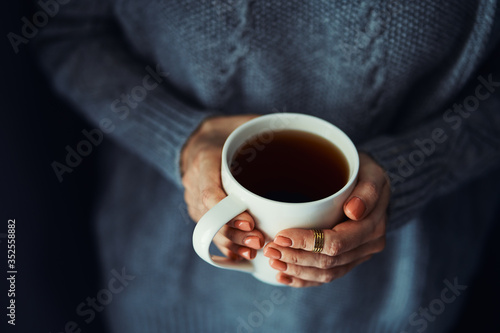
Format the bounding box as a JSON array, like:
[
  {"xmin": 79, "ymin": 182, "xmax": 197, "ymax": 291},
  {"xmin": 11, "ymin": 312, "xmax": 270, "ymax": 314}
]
[{"xmin": 263, "ymin": 152, "xmax": 390, "ymax": 287}]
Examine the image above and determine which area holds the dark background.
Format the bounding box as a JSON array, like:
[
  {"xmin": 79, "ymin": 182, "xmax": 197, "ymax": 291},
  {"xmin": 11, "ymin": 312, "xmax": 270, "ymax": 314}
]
[
  {"xmin": 1, "ymin": 1, "xmax": 107, "ymax": 332},
  {"xmin": 1, "ymin": 1, "xmax": 499, "ymax": 332}
]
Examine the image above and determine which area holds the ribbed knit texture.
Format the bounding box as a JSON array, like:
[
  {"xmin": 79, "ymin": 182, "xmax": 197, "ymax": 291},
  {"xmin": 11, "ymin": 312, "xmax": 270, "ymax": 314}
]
[
  {"xmin": 35, "ymin": 1, "xmax": 500, "ymax": 332},
  {"xmin": 36, "ymin": 0, "xmax": 500, "ymax": 228},
  {"xmin": 93, "ymin": 148, "xmax": 500, "ymax": 333}
]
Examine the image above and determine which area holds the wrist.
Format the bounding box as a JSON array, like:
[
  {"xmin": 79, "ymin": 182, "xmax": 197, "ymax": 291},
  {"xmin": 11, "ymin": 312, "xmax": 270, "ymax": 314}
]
[{"xmin": 180, "ymin": 116, "xmax": 218, "ymax": 176}]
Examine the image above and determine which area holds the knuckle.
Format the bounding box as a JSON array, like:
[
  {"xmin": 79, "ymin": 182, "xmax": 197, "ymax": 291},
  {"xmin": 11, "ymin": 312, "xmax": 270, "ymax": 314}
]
[
  {"xmin": 296, "ymin": 234, "xmax": 309, "ymax": 250},
  {"xmin": 326, "ymin": 240, "xmax": 343, "ymax": 256},
  {"xmin": 289, "ymin": 264, "xmax": 305, "ymax": 278},
  {"xmin": 289, "ymin": 263, "xmax": 300, "ymax": 275},
  {"xmin": 362, "ymin": 180, "xmax": 379, "ymax": 202},
  {"xmin": 287, "ymin": 252, "xmax": 300, "ymax": 265},
  {"xmin": 200, "ymin": 190, "xmax": 211, "ymax": 209},
  {"xmin": 318, "ymin": 254, "xmax": 336, "ymax": 269},
  {"xmin": 320, "ymin": 271, "xmax": 335, "ymax": 284},
  {"xmin": 200, "ymin": 188, "xmax": 221, "ymax": 209},
  {"xmin": 192, "ymin": 150, "xmax": 206, "ymax": 166}
]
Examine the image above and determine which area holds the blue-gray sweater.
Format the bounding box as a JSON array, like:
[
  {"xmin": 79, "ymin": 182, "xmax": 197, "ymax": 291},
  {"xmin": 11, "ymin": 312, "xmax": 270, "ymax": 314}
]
[{"xmin": 37, "ymin": 1, "xmax": 500, "ymax": 332}]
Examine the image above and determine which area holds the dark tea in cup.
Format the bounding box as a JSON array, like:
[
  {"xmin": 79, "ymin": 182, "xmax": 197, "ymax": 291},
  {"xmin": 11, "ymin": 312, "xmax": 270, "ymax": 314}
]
[{"xmin": 230, "ymin": 129, "xmax": 349, "ymax": 203}]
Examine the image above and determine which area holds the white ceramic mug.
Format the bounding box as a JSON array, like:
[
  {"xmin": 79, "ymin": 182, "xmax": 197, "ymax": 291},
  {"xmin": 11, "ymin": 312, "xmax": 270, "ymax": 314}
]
[{"xmin": 192, "ymin": 113, "xmax": 359, "ymax": 285}]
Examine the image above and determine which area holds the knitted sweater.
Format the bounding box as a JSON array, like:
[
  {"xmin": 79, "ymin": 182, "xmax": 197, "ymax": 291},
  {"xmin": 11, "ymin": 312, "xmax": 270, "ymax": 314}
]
[{"xmin": 36, "ymin": 1, "xmax": 500, "ymax": 332}]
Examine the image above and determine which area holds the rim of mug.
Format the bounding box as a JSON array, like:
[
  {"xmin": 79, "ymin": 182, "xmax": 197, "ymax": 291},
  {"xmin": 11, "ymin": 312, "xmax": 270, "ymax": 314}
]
[{"xmin": 221, "ymin": 113, "xmax": 360, "ymax": 206}]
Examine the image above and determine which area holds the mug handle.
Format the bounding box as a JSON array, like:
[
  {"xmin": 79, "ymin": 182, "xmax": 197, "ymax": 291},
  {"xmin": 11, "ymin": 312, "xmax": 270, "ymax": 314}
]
[{"xmin": 192, "ymin": 195, "xmax": 254, "ymax": 272}]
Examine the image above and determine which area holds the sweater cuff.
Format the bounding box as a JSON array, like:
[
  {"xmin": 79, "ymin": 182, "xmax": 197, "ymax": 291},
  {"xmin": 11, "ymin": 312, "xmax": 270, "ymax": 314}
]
[
  {"xmin": 358, "ymin": 128, "xmax": 447, "ymax": 230},
  {"xmin": 111, "ymin": 91, "xmax": 216, "ymax": 188}
]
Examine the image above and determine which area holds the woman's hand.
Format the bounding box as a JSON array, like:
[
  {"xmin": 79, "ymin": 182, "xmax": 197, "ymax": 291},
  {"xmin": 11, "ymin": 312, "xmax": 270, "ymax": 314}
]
[
  {"xmin": 181, "ymin": 115, "xmax": 265, "ymax": 261},
  {"xmin": 263, "ymin": 152, "xmax": 390, "ymax": 287}
]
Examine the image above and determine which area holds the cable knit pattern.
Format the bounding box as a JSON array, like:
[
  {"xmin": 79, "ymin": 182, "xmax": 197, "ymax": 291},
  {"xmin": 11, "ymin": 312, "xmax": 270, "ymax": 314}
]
[
  {"xmin": 34, "ymin": 1, "xmax": 500, "ymax": 332},
  {"xmin": 37, "ymin": 0, "xmax": 499, "ymax": 229}
]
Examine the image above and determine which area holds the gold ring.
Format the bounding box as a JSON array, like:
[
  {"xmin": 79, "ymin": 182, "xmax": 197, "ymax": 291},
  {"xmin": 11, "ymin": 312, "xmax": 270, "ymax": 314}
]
[{"xmin": 312, "ymin": 229, "xmax": 324, "ymax": 253}]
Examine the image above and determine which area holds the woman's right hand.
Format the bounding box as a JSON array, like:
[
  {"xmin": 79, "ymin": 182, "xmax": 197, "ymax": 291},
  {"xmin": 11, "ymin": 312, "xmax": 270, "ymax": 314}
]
[{"xmin": 181, "ymin": 115, "xmax": 265, "ymax": 260}]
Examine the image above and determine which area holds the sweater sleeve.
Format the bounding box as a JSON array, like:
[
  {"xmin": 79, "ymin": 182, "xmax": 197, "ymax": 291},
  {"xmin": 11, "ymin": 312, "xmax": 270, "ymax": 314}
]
[
  {"xmin": 359, "ymin": 46, "xmax": 500, "ymax": 230},
  {"xmin": 34, "ymin": 1, "xmax": 214, "ymax": 188}
]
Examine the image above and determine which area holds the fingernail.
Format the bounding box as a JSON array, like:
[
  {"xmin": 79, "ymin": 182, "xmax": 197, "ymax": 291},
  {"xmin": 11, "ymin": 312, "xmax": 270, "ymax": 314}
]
[
  {"xmin": 270, "ymin": 259, "xmax": 287, "ymax": 272},
  {"xmin": 238, "ymin": 247, "xmax": 255, "ymax": 260},
  {"xmin": 279, "ymin": 275, "xmax": 293, "ymax": 285},
  {"xmin": 244, "ymin": 236, "xmax": 262, "ymax": 249},
  {"xmin": 235, "ymin": 220, "xmax": 252, "ymax": 231},
  {"xmin": 274, "ymin": 236, "xmax": 292, "ymax": 247},
  {"xmin": 345, "ymin": 196, "xmax": 366, "ymax": 220},
  {"xmin": 263, "ymin": 247, "xmax": 281, "ymax": 259}
]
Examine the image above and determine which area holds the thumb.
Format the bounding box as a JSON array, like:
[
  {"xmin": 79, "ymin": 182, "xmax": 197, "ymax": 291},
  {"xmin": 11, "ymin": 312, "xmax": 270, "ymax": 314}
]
[{"xmin": 343, "ymin": 153, "xmax": 388, "ymax": 220}]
